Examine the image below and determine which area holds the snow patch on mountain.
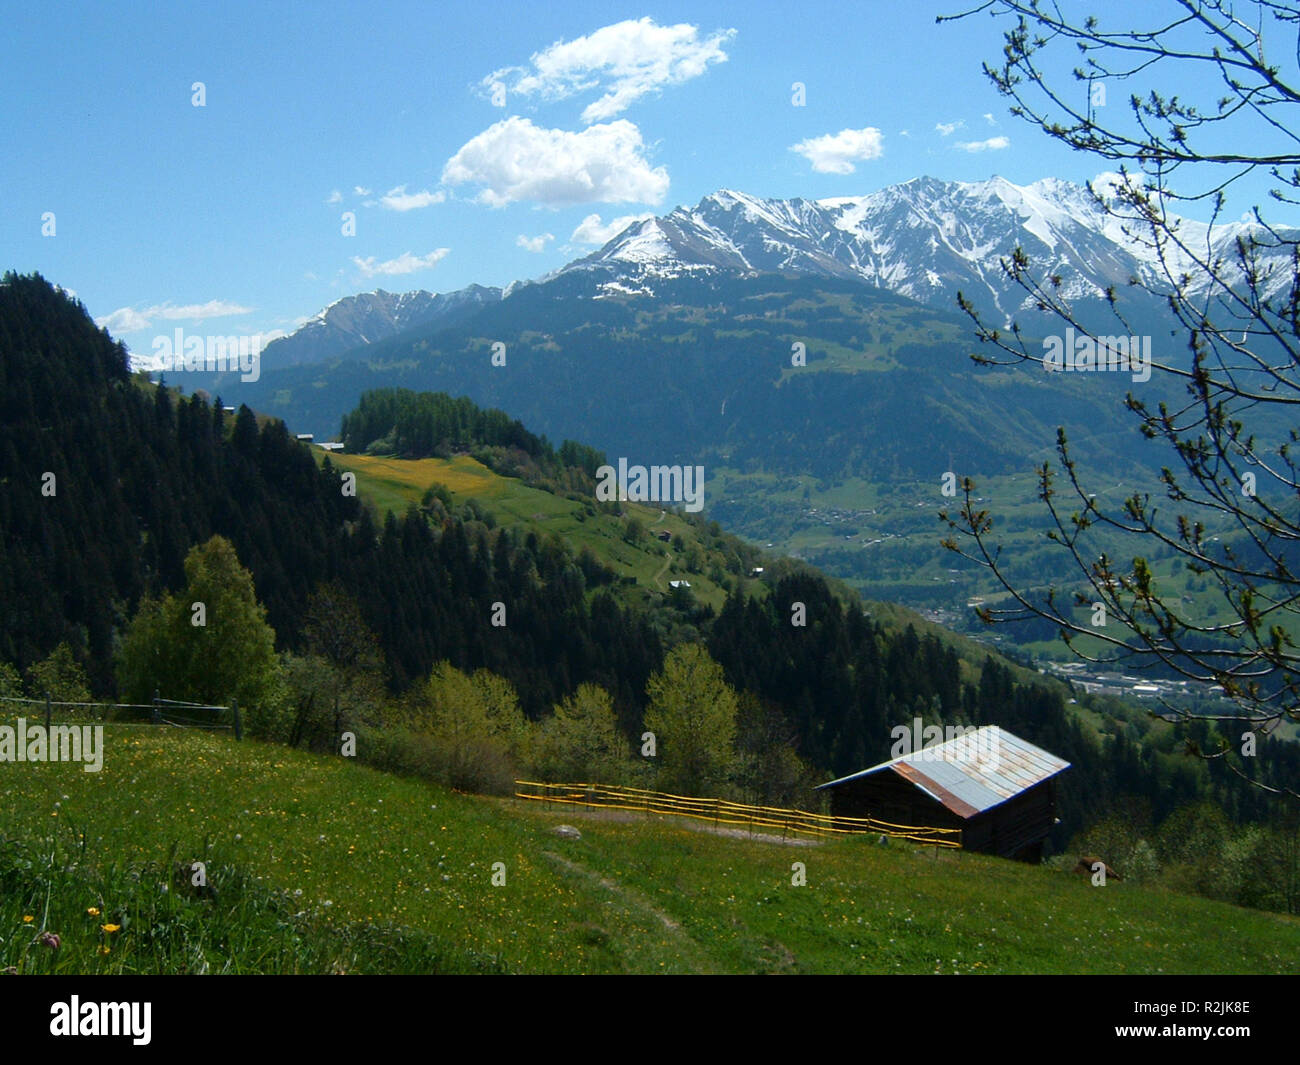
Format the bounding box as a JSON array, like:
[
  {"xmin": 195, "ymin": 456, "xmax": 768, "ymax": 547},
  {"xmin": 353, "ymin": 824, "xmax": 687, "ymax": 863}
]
[
  {"xmin": 262, "ymin": 284, "xmax": 502, "ymax": 367},
  {"xmin": 554, "ymin": 174, "xmax": 1298, "ymax": 325}
]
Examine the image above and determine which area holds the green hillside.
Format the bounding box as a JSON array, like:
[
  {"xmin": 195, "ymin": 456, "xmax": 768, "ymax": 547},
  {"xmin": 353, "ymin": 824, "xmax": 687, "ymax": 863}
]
[
  {"xmin": 317, "ymin": 447, "xmax": 1065, "ymax": 693},
  {"xmin": 193, "ymin": 272, "xmax": 1283, "ymax": 645},
  {"xmin": 322, "ymin": 450, "xmax": 752, "ymax": 613},
  {"xmin": 194, "ymin": 272, "xmax": 1179, "ymax": 625},
  {"xmin": 2, "ymin": 726, "xmax": 1294, "ymax": 975}
]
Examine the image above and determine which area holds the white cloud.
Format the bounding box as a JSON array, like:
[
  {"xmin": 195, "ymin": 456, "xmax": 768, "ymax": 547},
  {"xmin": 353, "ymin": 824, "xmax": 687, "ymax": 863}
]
[
  {"xmin": 1090, "ymin": 169, "xmax": 1157, "ymax": 205},
  {"xmin": 353, "ymin": 185, "xmax": 372, "ymax": 196},
  {"xmin": 351, "ymin": 249, "xmax": 450, "ymax": 277},
  {"xmin": 325, "ymin": 189, "xmax": 343, "ymax": 204},
  {"xmin": 442, "ymin": 116, "xmax": 669, "ymax": 207},
  {"xmin": 955, "ymin": 136, "xmax": 1010, "ymax": 152},
  {"xmin": 377, "ymin": 185, "xmax": 446, "ymax": 211},
  {"xmin": 983, "ymin": 112, "xmax": 997, "ymax": 125},
  {"xmin": 935, "ymin": 120, "xmax": 964, "ymax": 137},
  {"xmin": 485, "ymin": 17, "xmax": 735, "ymax": 124},
  {"xmin": 156, "ymin": 300, "xmax": 253, "ymax": 320},
  {"xmin": 515, "ymin": 233, "xmax": 555, "ymax": 253},
  {"xmin": 1091, "ymin": 170, "xmax": 1127, "ymax": 197},
  {"xmin": 570, "ymin": 211, "xmax": 654, "ymax": 244},
  {"xmin": 96, "ymin": 307, "xmax": 153, "ymax": 334},
  {"xmin": 790, "ymin": 126, "xmax": 884, "ymax": 175},
  {"xmin": 261, "ymin": 328, "xmax": 290, "ymax": 344},
  {"xmin": 94, "ymin": 300, "xmax": 253, "ymax": 334}
]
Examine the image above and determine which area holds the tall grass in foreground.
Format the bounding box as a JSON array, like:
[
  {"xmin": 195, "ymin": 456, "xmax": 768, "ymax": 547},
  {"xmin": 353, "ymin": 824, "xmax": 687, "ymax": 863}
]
[{"xmin": 0, "ymin": 836, "xmax": 502, "ymax": 974}]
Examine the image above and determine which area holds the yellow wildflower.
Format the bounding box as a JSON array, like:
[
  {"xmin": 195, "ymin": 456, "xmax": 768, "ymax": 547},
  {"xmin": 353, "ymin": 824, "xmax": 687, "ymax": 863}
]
[
  {"xmin": 86, "ymin": 907, "xmax": 100, "ymax": 917},
  {"xmin": 101, "ymin": 924, "xmax": 121, "ymax": 934}
]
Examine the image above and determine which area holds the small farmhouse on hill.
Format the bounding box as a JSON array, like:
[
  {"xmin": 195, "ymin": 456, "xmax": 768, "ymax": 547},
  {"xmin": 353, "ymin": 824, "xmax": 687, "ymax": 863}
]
[{"xmin": 816, "ymin": 726, "xmax": 1070, "ymax": 862}]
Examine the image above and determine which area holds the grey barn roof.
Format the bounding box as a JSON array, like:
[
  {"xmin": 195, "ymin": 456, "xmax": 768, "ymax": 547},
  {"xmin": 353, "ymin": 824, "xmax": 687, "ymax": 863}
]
[{"xmin": 815, "ymin": 726, "xmax": 1070, "ymax": 820}]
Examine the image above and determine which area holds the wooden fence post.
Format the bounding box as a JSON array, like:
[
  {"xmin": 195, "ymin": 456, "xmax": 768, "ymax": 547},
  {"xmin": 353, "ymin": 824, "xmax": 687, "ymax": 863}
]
[
  {"xmin": 152, "ymin": 689, "xmax": 161, "ymax": 725},
  {"xmin": 232, "ymin": 697, "xmax": 242, "ymax": 741},
  {"xmin": 44, "ymin": 691, "xmax": 51, "ymax": 732}
]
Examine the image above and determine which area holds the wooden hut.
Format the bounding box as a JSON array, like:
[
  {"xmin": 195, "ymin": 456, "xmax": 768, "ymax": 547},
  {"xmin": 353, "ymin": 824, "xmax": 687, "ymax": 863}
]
[{"xmin": 816, "ymin": 726, "xmax": 1069, "ymax": 862}]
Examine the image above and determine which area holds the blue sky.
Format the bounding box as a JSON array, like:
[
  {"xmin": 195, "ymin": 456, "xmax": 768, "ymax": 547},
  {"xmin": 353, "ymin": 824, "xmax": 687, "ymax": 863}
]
[{"xmin": 2, "ymin": 1, "xmax": 1290, "ymax": 350}]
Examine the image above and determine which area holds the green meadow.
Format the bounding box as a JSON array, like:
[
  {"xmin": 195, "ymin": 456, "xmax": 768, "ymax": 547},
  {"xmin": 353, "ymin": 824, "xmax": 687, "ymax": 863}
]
[{"xmin": 2, "ymin": 727, "xmax": 1295, "ymax": 974}]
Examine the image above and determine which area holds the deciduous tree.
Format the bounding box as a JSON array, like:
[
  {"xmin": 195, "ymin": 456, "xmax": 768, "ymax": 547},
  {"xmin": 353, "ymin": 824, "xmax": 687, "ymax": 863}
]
[
  {"xmin": 644, "ymin": 643, "xmax": 738, "ymax": 795},
  {"xmin": 940, "ymin": 1, "xmax": 1300, "ymax": 794}
]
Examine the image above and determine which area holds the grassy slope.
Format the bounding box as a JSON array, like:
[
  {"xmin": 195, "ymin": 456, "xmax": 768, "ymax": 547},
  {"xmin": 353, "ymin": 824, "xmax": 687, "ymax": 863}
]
[
  {"xmin": 1, "ymin": 727, "xmax": 1295, "ymax": 974},
  {"xmin": 321, "ymin": 450, "xmax": 757, "ymax": 613}
]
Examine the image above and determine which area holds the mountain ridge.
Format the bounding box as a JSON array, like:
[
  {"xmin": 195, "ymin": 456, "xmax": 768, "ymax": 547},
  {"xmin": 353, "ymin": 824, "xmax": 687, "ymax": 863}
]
[
  {"xmin": 550, "ymin": 174, "xmax": 1296, "ymax": 324},
  {"xmin": 260, "ymin": 283, "xmax": 502, "ymax": 368},
  {"xmin": 264, "ymin": 173, "xmax": 1295, "ymax": 362}
]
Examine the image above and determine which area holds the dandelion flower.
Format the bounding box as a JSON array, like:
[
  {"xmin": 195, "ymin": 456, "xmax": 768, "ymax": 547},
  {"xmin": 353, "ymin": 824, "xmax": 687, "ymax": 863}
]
[
  {"xmin": 101, "ymin": 924, "xmax": 121, "ymax": 934},
  {"xmin": 21, "ymin": 915, "xmax": 33, "ymax": 923},
  {"xmin": 86, "ymin": 907, "xmax": 100, "ymax": 917}
]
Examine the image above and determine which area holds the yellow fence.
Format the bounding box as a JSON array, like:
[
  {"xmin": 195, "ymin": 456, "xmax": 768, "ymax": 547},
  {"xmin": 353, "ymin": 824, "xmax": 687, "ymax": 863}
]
[{"xmin": 514, "ymin": 780, "xmax": 962, "ymax": 847}]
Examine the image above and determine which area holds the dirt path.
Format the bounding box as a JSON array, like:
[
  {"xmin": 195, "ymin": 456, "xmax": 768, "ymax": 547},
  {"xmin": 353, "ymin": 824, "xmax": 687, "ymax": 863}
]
[
  {"xmin": 519, "ymin": 802, "xmax": 822, "ymax": 848},
  {"xmin": 541, "ymin": 850, "xmax": 682, "ymax": 932},
  {"xmin": 538, "ymin": 849, "xmax": 723, "ymax": 972},
  {"xmin": 652, "ymin": 548, "xmax": 672, "ymax": 591}
]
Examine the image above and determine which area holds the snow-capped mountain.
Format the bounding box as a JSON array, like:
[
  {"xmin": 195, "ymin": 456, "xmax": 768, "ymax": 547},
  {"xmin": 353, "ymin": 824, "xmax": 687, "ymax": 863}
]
[
  {"xmin": 268, "ymin": 175, "xmax": 1295, "ymax": 369},
  {"xmin": 558, "ymin": 176, "xmax": 1296, "ymax": 324},
  {"xmin": 262, "ymin": 284, "xmax": 501, "ymax": 367}
]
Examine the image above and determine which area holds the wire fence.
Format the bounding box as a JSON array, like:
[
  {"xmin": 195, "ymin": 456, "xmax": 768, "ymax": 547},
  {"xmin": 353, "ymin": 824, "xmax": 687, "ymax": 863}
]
[
  {"xmin": 0, "ymin": 690, "xmax": 241, "ymax": 738},
  {"xmin": 515, "ymin": 779, "xmax": 962, "ymax": 847}
]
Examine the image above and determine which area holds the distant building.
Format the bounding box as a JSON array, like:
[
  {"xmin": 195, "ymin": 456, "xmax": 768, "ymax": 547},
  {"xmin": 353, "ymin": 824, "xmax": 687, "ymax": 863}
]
[
  {"xmin": 317, "ymin": 442, "xmax": 345, "ymax": 452},
  {"xmin": 656, "ymin": 530, "xmax": 672, "ymax": 542},
  {"xmin": 669, "ymin": 580, "xmax": 691, "ymax": 589},
  {"xmin": 816, "ymin": 726, "xmax": 1070, "ymax": 862},
  {"xmin": 751, "ymin": 566, "xmax": 764, "ymax": 576},
  {"xmin": 295, "ymin": 433, "xmax": 314, "ymax": 442}
]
